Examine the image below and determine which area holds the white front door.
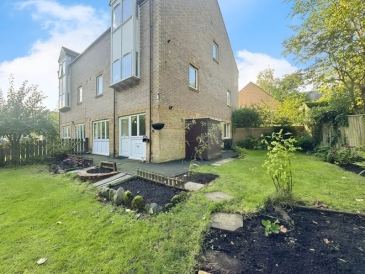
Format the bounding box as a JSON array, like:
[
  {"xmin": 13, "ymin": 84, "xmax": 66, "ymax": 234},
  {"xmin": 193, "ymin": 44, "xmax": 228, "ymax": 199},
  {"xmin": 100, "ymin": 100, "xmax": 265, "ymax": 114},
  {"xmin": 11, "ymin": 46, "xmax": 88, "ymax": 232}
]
[
  {"xmin": 93, "ymin": 120, "xmax": 109, "ymax": 156},
  {"xmin": 119, "ymin": 117, "xmax": 130, "ymax": 157},
  {"xmin": 119, "ymin": 114, "xmax": 146, "ymax": 160}
]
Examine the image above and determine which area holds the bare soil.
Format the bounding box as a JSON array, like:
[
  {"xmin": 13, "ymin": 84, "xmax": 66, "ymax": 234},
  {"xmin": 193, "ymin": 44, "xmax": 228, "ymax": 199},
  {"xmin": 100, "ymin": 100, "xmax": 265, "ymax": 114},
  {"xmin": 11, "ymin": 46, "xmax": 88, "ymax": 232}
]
[
  {"xmin": 199, "ymin": 206, "xmax": 365, "ymax": 274},
  {"xmin": 86, "ymin": 167, "xmax": 113, "ymax": 174},
  {"xmin": 178, "ymin": 172, "xmax": 219, "ymax": 184},
  {"xmin": 113, "ymin": 178, "xmax": 183, "ymax": 206}
]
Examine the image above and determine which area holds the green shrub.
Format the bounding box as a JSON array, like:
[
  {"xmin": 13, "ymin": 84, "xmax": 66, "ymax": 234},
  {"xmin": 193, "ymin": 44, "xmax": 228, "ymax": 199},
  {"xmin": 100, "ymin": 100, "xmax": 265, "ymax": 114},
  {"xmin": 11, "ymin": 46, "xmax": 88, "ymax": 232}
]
[
  {"xmin": 234, "ymin": 136, "xmax": 258, "ymax": 149},
  {"xmin": 327, "ymin": 145, "xmax": 360, "ymax": 165},
  {"xmin": 233, "ymin": 146, "xmax": 247, "ymax": 158},
  {"xmin": 313, "ymin": 146, "xmax": 333, "ymax": 161},
  {"xmin": 123, "ymin": 190, "xmax": 133, "ymax": 207},
  {"xmin": 232, "ymin": 107, "xmax": 262, "ymax": 129},
  {"xmin": 296, "ymin": 131, "xmax": 315, "ymax": 151},
  {"xmin": 131, "ymin": 195, "xmax": 144, "ymax": 210}
]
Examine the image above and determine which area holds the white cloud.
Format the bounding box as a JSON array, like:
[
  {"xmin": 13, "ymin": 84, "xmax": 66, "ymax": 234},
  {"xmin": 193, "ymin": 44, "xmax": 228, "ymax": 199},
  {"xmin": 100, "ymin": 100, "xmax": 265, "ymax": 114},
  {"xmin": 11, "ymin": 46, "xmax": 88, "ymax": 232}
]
[
  {"xmin": 236, "ymin": 49, "xmax": 298, "ymax": 91},
  {"xmin": 0, "ymin": 0, "xmax": 109, "ymax": 110}
]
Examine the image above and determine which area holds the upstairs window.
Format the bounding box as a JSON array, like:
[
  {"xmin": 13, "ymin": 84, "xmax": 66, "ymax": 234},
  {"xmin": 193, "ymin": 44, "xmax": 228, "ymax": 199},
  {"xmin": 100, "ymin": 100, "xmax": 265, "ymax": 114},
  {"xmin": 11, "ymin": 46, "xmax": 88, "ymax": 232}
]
[
  {"xmin": 112, "ymin": 60, "xmax": 121, "ymax": 83},
  {"xmin": 122, "ymin": 0, "xmax": 132, "ymax": 23},
  {"xmin": 122, "ymin": 53, "xmax": 132, "ymax": 79},
  {"xmin": 78, "ymin": 87, "xmax": 83, "ymax": 103},
  {"xmin": 213, "ymin": 41, "xmax": 219, "ymax": 61},
  {"xmin": 58, "ymin": 60, "xmax": 65, "ymax": 78},
  {"xmin": 227, "ymin": 90, "xmax": 231, "ymax": 106},
  {"xmin": 189, "ymin": 65, "xmax": 198, "ymax": 90},
  {"xmin": 96, "ymin": 75, "xmax": 103, "ymax": 96},
  {"xmin": 113, "ymin": 4, "xmax": 121, "ymax": 30}
]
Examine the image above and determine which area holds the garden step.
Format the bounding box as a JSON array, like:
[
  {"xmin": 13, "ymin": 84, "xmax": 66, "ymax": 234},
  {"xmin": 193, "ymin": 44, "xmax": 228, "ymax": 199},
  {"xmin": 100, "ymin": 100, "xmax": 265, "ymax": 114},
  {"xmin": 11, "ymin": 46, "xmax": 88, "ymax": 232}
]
[
  {"xmin": 184, "ymin": 182, "xmax": 205, "ymax": 191},
  {"xmin": 210, "ymin": 213, "xmax": 243, "ymax": 231},
  {"xmin": 210, "ymin": 158, "xmax": 234, "ymax": 166},
  {"xmin": 93, "ymin": 173, "xmax": 132, "ymax": 188}
]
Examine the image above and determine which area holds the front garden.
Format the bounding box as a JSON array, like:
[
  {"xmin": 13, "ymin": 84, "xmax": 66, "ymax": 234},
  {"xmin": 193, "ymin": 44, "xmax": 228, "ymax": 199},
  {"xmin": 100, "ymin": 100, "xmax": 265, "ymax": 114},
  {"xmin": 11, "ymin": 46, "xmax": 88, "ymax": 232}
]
[{"xmin": 0, "ymin": 149, "xmax": 364, "ymax": 273}]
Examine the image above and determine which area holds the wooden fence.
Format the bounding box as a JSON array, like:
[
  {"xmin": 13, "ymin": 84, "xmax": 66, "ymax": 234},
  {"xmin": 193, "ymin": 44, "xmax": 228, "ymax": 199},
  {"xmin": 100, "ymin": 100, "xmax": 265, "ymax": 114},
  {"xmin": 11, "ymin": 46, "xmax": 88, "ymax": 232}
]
[
  {"xmin": 0, "ymin": 138, "xmax": 89, "ymax": 166},
  {"xmin": 137, "ymin": 168, "xmax": 185, "ymax": 189},
  {"xmin": 321, "ymin": 115, "xmax": 365, "ymax": 147}
]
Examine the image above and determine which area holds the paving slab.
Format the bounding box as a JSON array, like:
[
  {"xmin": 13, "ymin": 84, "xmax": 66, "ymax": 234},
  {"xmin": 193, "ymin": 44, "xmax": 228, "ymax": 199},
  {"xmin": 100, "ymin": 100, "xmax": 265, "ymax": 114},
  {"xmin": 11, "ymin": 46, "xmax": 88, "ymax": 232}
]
[
  {"xmin": 204, "ymin": 192, "xmax": 233, "ymax": 202},
  {"xmin": 184, "ymin": 182, "xmax": 205, "ymax": 191},
  {"xmin": 210, "ymin": 213, "xmax": 243, "ymax": 231},
  {"xmin": 210, "ymin": 158, "xmax": 235, "ymax": 166},
  {"xmin": 93, "ymin": 173, "xmax": 132, "ymax": 188}
]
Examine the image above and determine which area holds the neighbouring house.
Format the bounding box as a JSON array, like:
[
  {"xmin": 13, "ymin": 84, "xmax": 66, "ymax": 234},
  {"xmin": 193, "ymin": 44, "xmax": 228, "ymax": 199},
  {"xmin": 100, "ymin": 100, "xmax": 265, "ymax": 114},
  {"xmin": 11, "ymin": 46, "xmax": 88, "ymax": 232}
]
[
  {"xmin": 238, "ymin": 82, "xmax": 278, "ymax": 109},
  {"xmin": 58, "ymin": 0, "xmax": 238, "ymax": 163}
]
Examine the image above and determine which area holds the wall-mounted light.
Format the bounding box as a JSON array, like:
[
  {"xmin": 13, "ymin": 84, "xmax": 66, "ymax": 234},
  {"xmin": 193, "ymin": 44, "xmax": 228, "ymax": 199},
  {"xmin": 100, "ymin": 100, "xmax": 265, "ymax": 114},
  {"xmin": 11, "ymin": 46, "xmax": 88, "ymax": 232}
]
[{"xmin": 157, "ymin": 93, "xmax": 160, "ymax": 100}]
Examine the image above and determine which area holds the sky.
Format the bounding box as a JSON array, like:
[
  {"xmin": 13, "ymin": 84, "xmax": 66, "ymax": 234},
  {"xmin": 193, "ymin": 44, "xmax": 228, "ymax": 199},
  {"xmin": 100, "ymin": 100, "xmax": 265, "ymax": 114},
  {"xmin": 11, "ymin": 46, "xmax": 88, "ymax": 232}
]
[{"xmin": 0, "ymin": 0, "xmax": 302, "ymax": 110}]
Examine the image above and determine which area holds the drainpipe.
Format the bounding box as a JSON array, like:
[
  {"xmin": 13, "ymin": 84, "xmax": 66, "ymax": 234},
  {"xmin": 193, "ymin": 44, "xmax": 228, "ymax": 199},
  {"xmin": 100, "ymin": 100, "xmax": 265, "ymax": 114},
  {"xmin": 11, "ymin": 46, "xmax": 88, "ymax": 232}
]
[
  {"xmin": 113, "ymin": 88, "xmax": 116, "ymax": 158},
  {"xmin": 148, "ymin": 0, "xmax": 153, "ymax": 163}
]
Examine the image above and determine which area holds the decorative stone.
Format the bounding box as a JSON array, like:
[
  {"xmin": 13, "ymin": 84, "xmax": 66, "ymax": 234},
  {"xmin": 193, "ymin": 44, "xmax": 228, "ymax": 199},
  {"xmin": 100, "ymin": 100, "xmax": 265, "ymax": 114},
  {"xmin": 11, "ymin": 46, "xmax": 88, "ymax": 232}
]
[
  {"xmin": 146, "ymin": 203, "xmax": 163, "ymax": 214},
  {"xmin": 112, "ymin": 187, "xmax": 125, "ymax": 205},
  {"xmin": 108, "ymin": 189, "xmax": 116, "ymax": 200},
  {"xmin": 100, "ymin": 186, "xmax": 109, "ymax": 198},
  {"xmin": 204, "ymin": 192, "xmax": 233, "ymax": 202},
  {"xmin": 210, "ymin": 213, "xmax": 243, "ymax": 231}
]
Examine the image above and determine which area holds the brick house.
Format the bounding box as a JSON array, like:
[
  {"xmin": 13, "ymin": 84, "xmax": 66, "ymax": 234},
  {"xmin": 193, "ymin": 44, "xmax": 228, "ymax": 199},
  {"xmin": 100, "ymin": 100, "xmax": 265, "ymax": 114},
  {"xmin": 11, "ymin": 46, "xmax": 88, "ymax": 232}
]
[
  {"xmin": 58, "ymin": 0, "xmax": 238, "ymax": 163},
  {"xmin": 238, "ymin": 82, "xmax": 278, "ymax": 109}
]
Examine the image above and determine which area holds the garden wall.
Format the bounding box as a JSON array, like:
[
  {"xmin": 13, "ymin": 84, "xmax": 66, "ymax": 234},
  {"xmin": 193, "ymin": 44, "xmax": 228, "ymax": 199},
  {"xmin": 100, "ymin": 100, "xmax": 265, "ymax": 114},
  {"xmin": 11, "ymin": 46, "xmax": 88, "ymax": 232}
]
[{"xmin": 233, "ymin": 126, "xmax": 305, "ymax": 143}]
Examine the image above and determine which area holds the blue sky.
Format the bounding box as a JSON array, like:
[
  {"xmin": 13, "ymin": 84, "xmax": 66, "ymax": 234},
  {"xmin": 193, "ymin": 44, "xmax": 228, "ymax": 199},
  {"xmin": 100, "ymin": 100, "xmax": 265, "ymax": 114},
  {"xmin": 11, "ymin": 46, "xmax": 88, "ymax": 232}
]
[{"xmin": 0, "ymin": 0, "xmax": 301, "ymax": 110}]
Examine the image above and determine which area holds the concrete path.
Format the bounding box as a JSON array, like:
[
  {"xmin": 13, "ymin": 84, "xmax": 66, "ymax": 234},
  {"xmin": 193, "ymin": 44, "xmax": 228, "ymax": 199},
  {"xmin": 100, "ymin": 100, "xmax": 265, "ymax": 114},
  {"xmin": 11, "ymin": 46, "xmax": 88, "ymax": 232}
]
[{"xmin": 210, "ymin": 158, "xmax": 235, "ymax": 166}]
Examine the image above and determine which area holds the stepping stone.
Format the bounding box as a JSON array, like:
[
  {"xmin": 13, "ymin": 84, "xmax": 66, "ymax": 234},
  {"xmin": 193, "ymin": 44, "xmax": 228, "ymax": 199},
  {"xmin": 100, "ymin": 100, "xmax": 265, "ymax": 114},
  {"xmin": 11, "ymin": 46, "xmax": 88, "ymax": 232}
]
[
  {"xmin": 210, "ymin": 213, "xmax": 243, "ymax": 231},
  {"xmin": 184, "ymin": 182, "xmax": 205, "ymax": 191},
  {"xmin": 204, "ymin": 192, "xmax": 233, "ymax": 202},
  {"xmin": 211, "ymin": 158, "xmax": 234, "ymax": 166}
]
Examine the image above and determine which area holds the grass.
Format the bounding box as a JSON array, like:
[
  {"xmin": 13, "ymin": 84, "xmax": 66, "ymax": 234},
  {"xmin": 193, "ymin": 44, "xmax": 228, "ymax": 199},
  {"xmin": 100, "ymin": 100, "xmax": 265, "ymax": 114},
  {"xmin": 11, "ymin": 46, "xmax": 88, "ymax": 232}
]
[{"xmin": 0, "ymin": 150, "xmax": 364, "ymax": 273}]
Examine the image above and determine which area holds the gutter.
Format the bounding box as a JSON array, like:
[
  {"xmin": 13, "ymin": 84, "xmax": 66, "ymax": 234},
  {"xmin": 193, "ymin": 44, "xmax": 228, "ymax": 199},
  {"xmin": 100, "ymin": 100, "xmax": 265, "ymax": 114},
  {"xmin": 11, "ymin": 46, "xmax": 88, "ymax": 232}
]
[{"xmin": 148, "ymin": 0, "xmax": 153, "ymax": 163}]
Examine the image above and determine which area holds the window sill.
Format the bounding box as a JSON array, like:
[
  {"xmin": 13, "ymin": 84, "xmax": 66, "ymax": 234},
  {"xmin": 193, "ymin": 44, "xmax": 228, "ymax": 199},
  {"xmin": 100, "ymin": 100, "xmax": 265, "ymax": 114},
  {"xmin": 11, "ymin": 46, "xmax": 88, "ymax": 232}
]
[
  {"xmin": 213, "ymin": 58, "xmax": 219, "ymax": 64},
  {"xmin": 189, "ymin": 86, "xmax": 199, "ymax": 92},
  {"xmin": 95, "ymin": 94, "xmax": 103, "ymax": 99}
]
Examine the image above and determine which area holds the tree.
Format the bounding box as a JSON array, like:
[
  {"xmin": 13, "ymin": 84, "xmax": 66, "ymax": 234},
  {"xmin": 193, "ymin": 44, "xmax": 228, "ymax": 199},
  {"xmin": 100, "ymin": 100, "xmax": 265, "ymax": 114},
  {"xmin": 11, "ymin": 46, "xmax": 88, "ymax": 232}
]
[
  {"xmin": 283, "ymin": 0, "xmax": 365, "ymax": 113},
  {"xmin": 256, "ymin": 68, "xmax": 305, "ymax": 102},
  {"xmin": 0, "ymin": 76, "xmax": 58, "ymax": 160}
]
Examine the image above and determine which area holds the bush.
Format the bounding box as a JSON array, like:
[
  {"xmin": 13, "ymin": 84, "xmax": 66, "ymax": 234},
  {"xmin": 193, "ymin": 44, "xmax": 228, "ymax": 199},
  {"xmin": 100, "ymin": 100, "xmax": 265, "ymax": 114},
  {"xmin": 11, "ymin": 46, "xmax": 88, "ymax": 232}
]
[
  {"xmin": 232, "ymin": 107, "xmax": 262, "ymax": 129},
  {"xmin": 314, "ymin": 145, "xmax": 361, "ymax": 165},
  {"xmin": 234, "ymin": 136, "xmax": 259, "ymax": 149},
  {"xmin": 123, "ymin": 190, "xmax": 133, "ymax": 207},
  {"xmin": 296, "ymin": 131, "xmax": 315, "ymax": 151},
  {"xmin": 131, "ymin": 195, "xmax": 144, "ymax": 210},
  {"xmin": 233, "ymin": 146, "xmax": 247, "ymax": 158}
]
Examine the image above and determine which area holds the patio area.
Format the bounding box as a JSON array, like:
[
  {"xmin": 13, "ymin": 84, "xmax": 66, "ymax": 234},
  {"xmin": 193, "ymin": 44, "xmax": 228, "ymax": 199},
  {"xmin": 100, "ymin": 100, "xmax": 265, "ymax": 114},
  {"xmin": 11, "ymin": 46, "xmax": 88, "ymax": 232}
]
[{"xmin": 77, "ymin": 150, "xmax": 238, "ymax": 177}]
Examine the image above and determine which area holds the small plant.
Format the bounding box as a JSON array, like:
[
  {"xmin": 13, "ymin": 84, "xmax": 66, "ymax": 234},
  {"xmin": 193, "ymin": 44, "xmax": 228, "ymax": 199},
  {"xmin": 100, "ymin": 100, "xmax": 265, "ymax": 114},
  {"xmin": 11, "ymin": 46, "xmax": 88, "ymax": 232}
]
[
  {"xmin": 233, "ymin": 146, "xmax": 247, "ymax": 159},
  {"xmin": 131, "ymin": 195, "xmax": 144, "ymax": 210},
  {"xmin": 262, "ymin": 130, "xmax": 300, "ymax": 195},
  {"xmin": 261, "ymin": 219, "xmax": 280, "ymax": 236},
  {"xmin": 123, "ymin": 190, "xmax": 133, "ymax": 207}
]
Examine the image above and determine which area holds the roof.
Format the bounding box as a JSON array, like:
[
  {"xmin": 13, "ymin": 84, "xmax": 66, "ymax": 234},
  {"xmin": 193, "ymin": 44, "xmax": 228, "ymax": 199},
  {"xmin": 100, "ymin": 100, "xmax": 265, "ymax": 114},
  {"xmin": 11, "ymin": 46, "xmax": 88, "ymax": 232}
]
[{"xmin": 238, "ymin": 82, "xmax": 279, "ymax": 109}]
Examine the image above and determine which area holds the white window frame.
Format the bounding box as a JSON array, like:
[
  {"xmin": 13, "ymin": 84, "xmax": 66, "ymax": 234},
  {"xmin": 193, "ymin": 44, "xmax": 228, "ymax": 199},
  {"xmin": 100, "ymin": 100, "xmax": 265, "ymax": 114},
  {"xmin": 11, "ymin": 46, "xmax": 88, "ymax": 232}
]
[
  {"xmin": 62, "ymin": 126, "xmax": 71, "ymax": 139},
  {"xmin": 113, "ymin": 4, "xmax": 121, "ymax": 30},
  {"xmin": 112, "ymin": 59, "xmax": 121, "ymax": 83},
  {"xmin": 96, "ymin": 75, "xmax": 103, "ymax": 96},
  {"xmin": 77, "ymin": 86, "xmax": 82, "ymax": 103},
  {"xmin": 75, "ymin": 124, "xmax": 85, "ymax": 140},
  {"xmin": 213, "ymin": 41, "xmax": 219, "ymax": 61},
  {"xmin": 122, "ymin": 53, "xmax": 132, "ymax": 80},
  {"xmin": 93, "ymin": 120, "xmax": 109, "ymax": 140},
  {"xmin": 223, "ymin": 123, "xmax": 230, "ymax": 139},
  {"xmin": 227, "ymin": 90, "xmax": 231, "ymax": 106},
  {"xmin": 189, "ymin": 65, "xmax": 198, "ymax": 90}
]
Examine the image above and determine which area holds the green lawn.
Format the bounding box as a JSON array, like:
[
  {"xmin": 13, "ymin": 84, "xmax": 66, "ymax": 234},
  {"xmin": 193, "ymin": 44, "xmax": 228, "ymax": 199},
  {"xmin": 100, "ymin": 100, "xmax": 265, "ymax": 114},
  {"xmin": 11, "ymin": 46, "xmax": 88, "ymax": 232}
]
[{"xmin": 0, "ymin": 151, "xmax": 364, "ymax": 273}]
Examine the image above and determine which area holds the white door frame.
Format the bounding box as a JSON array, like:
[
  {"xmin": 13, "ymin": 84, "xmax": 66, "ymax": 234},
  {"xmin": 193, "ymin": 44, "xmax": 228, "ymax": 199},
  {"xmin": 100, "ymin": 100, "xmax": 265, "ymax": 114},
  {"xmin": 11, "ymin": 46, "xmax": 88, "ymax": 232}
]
[
  {"xmin": 119, "ymin": 113, "xmax": 146, "ymax": 160},
  {"xmin": 92, "ymin": 120, "xmax": 109, "ymax": 156}
]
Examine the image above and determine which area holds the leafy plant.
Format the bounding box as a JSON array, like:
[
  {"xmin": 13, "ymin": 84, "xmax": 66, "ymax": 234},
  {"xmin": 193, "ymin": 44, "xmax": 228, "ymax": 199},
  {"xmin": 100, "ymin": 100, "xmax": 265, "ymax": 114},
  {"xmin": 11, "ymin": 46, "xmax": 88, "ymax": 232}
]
[
  {"xmin": 262, "ymin": 130, "xmax": 300, "ymax": 195},
  {"xmin": 123, "ymin": 190, "xmax": 133, "ymax": 207},
  {"xmin": 232, "ymin": 107, "xmax": 262, "ymax": 129},
  {"xmin": 261, "ymin": 219, "xmax": 280, "ymax": 236},
  {"xmin": 233, "ymin": 146, "xmax": 247, "ymax": 159},
  {"xmin": 131, "ymin": 195, "xmax": 144, "ymax": 210}
]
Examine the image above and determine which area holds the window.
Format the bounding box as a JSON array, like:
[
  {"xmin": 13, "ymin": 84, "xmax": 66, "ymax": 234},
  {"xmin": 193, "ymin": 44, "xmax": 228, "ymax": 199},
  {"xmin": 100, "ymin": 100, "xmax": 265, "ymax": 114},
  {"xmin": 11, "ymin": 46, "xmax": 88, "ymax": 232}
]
[
  {"xmin": 62, "ymin": 126, "xmax": 71, "ymax": 139},
  {"xmin": 74, "ymin": 124, "xmax": 85, "ymax": 140},
  {"xmin": 122, "ymin": 0, "xmax": 132, "ymax": 23},
  {"xmin": 96, "ymin": 75, "xmax": 103, "ymax": 96},
  {"xmin": 223, "ymin": 123, "xmax": 230, "ymax": 139},
  {"xmin": 112, "ymin": 60, "xmax": 121, "ymax": 83},
  {"xmin": 122, "ymin": 53, "xmax": 132, "ymax": 79},
  {"xmin": 213, "ymin": 41, "xmax": 219, "ymax": 61},
  {"xmin": 58, "ymin": 61, "xmax": 65, "ymax": 77},
  {"xmin": 93, "ymin": 120, "xmax": 109, "ymax": 140},
  {"xmin": 131, "ymin": 114, "xmax": 146, "ymax": 137},
  {"xmin": 77, "ymin": 87, "xmax": 82, "ymax": 103},
  {"xmin": 113, "ymin": 4, "xmax": 121, "ymax": 30},
  {"xmin": 227, "ymin": 90, "xmax": 231, "ymax": 106},
  {"xmin": 189, "ymin": 65, "xmax": 198, "ymax": 90}
]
